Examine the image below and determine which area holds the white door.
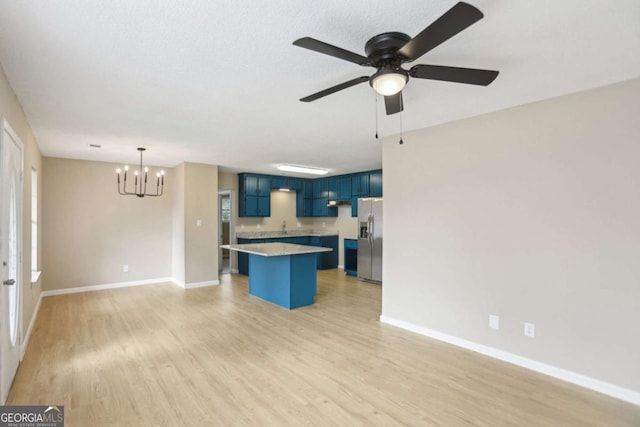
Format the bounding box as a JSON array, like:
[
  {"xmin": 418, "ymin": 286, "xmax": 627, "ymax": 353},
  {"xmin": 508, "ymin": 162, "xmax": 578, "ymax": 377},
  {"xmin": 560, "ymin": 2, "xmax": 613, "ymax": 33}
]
[{"xmin": 1, "ymin": 119, "xmax": 23, "ymax": 404}]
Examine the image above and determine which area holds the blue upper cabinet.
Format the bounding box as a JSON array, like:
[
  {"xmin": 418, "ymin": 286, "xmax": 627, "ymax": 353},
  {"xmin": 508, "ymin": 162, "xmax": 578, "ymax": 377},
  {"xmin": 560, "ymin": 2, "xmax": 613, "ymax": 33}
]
[
  {"xmin": 296, "ymin": 179, "xmax": 314, "ymax": 217},
  {"xmin": 311, "ymin": 178, "xmax": 337, "ymax": 217},
  {"xmin": 296, "ymin": 196, "xmax": 313, "ymax": 217},
  {"xmin": 239, "ymin": 173, "xmax": 272, "ymax": 217},
  {"xmin": 350, "ymin": 169, "xmax": 382, "ymax": 217},
  {"xmin": 239, "ymin": 169, "xmax": 379, "ymax": 218},
  {"xmin": 369, "ymin": 170, "xmax": 382, "ymax": 197},
  {"xmin": 313, "ymin": 178, "xmax": 329, "ymax": 198},
  {"xmin": 351, "ymin": 173, "xmax": 370, "ymax": 197},
  {"xmin": 271, "ymin": 176, "xmax": 303, "ymax": 191},
  {"xmin": 243, "ymin": 174, "xmax": 271, "ymax": 196},
  {"xmin": 329, "ymin": 176, "xmax": 351, "ymax": 201},
  {"xmin": 328, "ymin": 177, "xmax": 338, "ymax": 200}
]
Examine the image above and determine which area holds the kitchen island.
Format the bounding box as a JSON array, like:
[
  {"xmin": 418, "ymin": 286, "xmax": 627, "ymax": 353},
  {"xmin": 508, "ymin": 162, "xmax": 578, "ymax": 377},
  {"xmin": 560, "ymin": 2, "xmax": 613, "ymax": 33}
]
[
  {"xmin": 222, "ymin": 242, "xmax": 332, "ymax": 309},
  {"xmin": 235, "ymin": 231, "xmax": 339, "ymax": 273}
]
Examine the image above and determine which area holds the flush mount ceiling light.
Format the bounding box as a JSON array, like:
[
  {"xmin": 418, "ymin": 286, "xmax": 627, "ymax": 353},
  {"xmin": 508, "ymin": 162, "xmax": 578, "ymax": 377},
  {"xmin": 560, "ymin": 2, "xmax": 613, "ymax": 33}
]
[
  {"xmin": 370, "ymin": 67, "xmax": 408, "ymax": 96},
  {"xmin": 277, "ymin": 164, "xmax": 329, "ymax": 176},
  {"xmin": 115, "ymin": 147, "xmax": 165, "ymax": 197}
]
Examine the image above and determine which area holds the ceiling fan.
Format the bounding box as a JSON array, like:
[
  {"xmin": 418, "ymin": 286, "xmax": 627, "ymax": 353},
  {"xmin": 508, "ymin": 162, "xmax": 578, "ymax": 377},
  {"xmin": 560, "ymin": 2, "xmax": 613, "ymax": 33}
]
[{"xmin": 293, "ymin": 1, "xmax": 499, "ymax": 115}]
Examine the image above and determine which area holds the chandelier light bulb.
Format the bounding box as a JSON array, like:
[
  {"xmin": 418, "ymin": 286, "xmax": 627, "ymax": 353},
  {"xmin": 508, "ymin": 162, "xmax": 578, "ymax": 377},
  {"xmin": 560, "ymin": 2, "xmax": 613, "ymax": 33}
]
[
  {"xmin": 116, "ymin": 168, "xmax": 121, "ymax": 174},
  {"xmin": 124, "ymin": 165, "xmax": 129, "ymax": 171}
]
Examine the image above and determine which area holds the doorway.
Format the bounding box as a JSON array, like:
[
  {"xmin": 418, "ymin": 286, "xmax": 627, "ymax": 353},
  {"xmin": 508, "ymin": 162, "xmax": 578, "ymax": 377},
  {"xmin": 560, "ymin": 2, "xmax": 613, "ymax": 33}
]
[
  {"xmin": 218, "ymin": 190, "xmax": 234, "ymax": 274},
  {"xmin": 1, "ymin": 118, "xmax": 23, "ymax": 404}
]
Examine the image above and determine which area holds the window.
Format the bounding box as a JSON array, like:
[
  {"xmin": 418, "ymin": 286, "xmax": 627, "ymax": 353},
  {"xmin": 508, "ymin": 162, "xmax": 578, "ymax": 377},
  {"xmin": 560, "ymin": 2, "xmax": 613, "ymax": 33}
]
[
  {"xmin": 31, "ymin": 167, "xmax": 39, "ymax": 280},
  {"xmin": 221, "ymin": 196, "xmax": 231, "ymax": 222}
]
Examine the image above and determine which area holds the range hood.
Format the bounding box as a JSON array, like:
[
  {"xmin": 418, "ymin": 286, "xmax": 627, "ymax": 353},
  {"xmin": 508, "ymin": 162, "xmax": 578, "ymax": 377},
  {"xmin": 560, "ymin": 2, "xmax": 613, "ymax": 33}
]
[{"xmin": 327, "ymin": 200, "xmax": 351, "ymax": 207}]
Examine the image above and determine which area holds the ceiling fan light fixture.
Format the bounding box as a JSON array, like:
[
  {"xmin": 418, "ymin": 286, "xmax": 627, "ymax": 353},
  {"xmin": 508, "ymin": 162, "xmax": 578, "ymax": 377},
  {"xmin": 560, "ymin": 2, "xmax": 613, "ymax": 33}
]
[
  {"xmin": 371, "ymin": 69, "xmax": 408, "ymax": 96},
  {"xmin": 277, "ymin": 164, "xmax": 329, "ymax": 176}
]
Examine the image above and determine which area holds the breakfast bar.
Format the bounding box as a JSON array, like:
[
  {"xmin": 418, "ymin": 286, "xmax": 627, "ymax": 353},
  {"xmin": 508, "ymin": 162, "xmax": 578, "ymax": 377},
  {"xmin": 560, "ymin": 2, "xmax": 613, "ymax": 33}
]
[{"xmin": 222, "ymin": 242, "xmax": 332, "ymax": 309}]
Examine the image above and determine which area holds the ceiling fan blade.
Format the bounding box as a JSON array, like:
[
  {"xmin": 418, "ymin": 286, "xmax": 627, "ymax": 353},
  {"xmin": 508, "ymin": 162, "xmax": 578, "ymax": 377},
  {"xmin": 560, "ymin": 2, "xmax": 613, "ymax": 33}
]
[
  {"xmin": 384, "ymin": 92, "xmax": 403, "ymax": 115},
  {"xmin": 300, "ymin": 76, "xmax": 370, "ymax": 102},
  {"xmin": 293, "ymin": 37, "xmax": 371, "ymax": 66},
  {"xmin": 410, "ymin": 64, "xmax": 499, "ymax": 86},
  {"xmin": 398, "ymin": 2, "xmax": 483, "ymax": 62}
]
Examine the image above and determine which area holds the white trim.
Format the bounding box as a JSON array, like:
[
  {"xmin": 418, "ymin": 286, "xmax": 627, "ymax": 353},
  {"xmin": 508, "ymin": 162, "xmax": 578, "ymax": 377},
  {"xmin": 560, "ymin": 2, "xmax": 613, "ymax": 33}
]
[
  {"xmin": 1, "ymin": 116, "xmax": 25, "ymax": 405},
  {"xmin": 338, "ymin": 264, "xmax": 344, "ymax": 270},
  {"xmin": 30, "ymin": 270, "xmax": 41, "ymax": 284},
  {"xmin": 379, "ymin": 315, "xmax": 640, "ymax": 406},
  {"xmin": 231, "ymin": 268, "xmax": 239, "ymax": 274},
  {"xmin": 41, "ymin": 277, "xmax": 175, "ymax": 297},
  {"xmin": 21, "ymin": 292, "xmax": 43, "ymax": 359},
  {"xmin": 173, "ymin": 279, "xmax": 220, "ymax": 289},
  {"xmin": 218, "ymin": 189, "xmax": 236, "ymax": 273}
]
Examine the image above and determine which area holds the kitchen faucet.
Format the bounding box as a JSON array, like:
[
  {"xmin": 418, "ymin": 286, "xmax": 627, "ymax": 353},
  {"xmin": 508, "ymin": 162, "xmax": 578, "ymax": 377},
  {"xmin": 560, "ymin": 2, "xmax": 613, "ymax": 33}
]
[{"xmin": 282, "ymin": 220, "xmax": 286, "ymax": 235}]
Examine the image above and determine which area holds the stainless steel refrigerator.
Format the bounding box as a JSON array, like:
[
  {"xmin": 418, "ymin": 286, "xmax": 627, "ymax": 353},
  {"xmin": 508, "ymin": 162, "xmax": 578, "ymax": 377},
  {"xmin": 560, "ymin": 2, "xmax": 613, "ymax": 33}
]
[{"xmin": 357, "ymin": 198, "xmax": 383, "ymax": 283}]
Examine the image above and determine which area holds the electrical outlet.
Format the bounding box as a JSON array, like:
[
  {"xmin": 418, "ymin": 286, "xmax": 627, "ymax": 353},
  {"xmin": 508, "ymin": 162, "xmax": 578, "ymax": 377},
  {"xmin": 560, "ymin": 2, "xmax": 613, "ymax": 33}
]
[
  {"xmin": 322, "ymin": 222, "xmax": 326, "ymax": 228},
  {"xmin": 297, "ymin": 222, "xmax": 301, "ymax": 227},
  {"xmin": 196, "ymin": 219, "xmax": 202, "ymax": 227},
  {"xmin": 257, "ymin": 224, "xmax": 261, "ymax": 229},
  {"xmin": 123, "ymin": 264, "xmax": 129, "ymax": 273},
  {"xmin": 489, "ymin": 315, "xmax": 500, "ymax": 330},
  {"xmin": 524, "ymin": 322, "xmax": 535, "ymax": 338}
]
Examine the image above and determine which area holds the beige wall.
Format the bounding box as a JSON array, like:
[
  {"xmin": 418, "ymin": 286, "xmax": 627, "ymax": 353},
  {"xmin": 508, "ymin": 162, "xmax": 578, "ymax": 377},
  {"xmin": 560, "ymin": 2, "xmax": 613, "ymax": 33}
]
[
  {"xmin": 382, "ymin": 78, "xmax": 640, "ymax": 392},
  {"xmin": 183, "ymin": 162, "xmax": 218, "ymax": 284},
  {"xmin": 172, "ymin": 163, "xmax": 185, "ymax": 284},
  {"xmin": 42, "ymin": 158, "xmax": 174, "ymax": 289},
  {"xmin": 0, "ymin": 63, "xmax": 42, "ymax": 342}
]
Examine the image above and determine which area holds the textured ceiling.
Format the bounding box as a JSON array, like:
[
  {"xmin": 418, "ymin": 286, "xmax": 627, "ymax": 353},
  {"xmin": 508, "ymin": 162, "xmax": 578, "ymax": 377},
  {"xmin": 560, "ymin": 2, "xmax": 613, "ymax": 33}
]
[{"xmin": 0, "ymin": 0, "xmax": 639, "ymax": 176}]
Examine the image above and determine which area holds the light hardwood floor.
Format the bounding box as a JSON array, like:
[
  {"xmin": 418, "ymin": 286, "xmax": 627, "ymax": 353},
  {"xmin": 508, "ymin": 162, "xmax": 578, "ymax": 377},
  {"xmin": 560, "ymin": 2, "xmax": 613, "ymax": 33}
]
[{"xmin": 9, "ymin": 270, "xmax": 640, "ymax": 426}]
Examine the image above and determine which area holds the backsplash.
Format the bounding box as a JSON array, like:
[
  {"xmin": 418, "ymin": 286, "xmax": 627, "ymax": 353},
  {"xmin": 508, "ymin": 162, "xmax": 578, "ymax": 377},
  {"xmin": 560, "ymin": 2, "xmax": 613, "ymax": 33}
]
[{"xmin": 236, "ymin": 229, "xmax": 338, "ymax": 238}]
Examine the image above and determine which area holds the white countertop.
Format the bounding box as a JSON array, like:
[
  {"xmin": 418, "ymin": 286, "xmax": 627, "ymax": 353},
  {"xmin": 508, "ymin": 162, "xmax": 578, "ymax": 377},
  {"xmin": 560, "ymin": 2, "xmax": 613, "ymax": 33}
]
[{"xmin": 222, "ymin": 243, "xmax": 332, "ymax": 257}]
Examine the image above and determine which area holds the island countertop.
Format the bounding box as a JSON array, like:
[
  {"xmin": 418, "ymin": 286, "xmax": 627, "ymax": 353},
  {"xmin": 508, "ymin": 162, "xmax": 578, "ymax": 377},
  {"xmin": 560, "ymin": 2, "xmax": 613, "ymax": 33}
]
[{"xmin": 222, "ymin": 242, "xmax": 332, "ymax": 257}]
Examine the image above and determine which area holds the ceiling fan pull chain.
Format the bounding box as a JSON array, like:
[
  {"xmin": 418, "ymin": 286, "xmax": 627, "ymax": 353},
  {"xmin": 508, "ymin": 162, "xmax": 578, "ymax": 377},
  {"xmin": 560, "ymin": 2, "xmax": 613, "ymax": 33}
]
[
  {"xmin": 399, "ymin": 109, "xmax": 404, "ymax": 145},
  {"xmin": 375, "ymin": 92, "xmax": 379, "ymax": 139}
]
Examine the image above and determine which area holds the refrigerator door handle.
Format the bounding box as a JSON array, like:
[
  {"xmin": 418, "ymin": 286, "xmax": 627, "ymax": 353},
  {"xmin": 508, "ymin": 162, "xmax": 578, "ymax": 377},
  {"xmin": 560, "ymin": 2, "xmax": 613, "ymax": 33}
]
[{"xmin": 368, "ymin": 213, "xmax": 373, "ymax": 246}]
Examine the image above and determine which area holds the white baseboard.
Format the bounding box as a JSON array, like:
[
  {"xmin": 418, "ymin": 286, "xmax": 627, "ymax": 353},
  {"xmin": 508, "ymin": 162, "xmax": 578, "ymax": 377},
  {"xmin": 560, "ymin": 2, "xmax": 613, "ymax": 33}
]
[
  {"xmin": 379, "ymin": 315, "xmax": 640, "ymax": 406},
  {"xmin": 41, "ymin": 277, "xmax": 175, "ymax": 297},
  {"xmin": 338, "ymin": 264, "xmax": 344, "ymax": 270},
  {"xmin": 231, "ymin": 268, "xmax": 239, "ymax": 274},
  {"xmin": 22, "ymin": 292, "xmax": 43, "ymax": 359},
  {"xmin": 174, "ymin": 279, "xmax": 220, "ymax": 289}
]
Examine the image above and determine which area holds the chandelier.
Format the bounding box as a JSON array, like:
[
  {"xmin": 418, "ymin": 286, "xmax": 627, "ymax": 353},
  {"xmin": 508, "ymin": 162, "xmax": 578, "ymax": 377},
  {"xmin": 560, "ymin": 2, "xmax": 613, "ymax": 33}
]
[{"xmin": 116, "ymin": 147, "xmax": 164, "ymax": 197}]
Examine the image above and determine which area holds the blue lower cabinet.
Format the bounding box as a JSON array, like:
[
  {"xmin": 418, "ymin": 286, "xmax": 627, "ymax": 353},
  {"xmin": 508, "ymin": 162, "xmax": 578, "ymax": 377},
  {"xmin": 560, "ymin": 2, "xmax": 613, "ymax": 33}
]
[
  {"xmin": 344, "ymin": 238, "xmax": 357, "ymax": 276},
  {"xmin": 237, "ymin": 238, "xmax": 264, "ymax": 275},
  {"xmin": 309, "ymin": 236, "xmax": 338, "ymax": 269},
  {"xmin": 280, "ymin": 236, "xmax": 310, "ymax": 245}
]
